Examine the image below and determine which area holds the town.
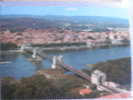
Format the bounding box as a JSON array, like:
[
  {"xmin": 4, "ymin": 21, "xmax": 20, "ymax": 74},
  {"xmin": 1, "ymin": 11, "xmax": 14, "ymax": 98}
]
[{"xmin": 0, "ymin": 28, "xmax": 129, "ymax": 48}]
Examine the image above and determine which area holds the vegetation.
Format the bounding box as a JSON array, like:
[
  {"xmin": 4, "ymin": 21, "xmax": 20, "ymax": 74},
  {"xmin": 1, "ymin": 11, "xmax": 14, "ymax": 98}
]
[
  {"xmin": 91, "ymin": 57, "xmax": 131, "ymax": 85},
  {"xmin": 0, "ymin": 42, "xmax": 17, "ymax": 50},
  {"xmin": 1, "ymin": 74, "xmax": 102, "ymax": 99},
  {"xmin": 32, "ymin": 42, "xmax": 86, "ymax": 48},
  {"xmin": 1, "ymin": 75, "xmax": 68, "ymax": 99},
  {"xmin": 0, "ymin": 16, "xmax": 128, "ymax": 32}
]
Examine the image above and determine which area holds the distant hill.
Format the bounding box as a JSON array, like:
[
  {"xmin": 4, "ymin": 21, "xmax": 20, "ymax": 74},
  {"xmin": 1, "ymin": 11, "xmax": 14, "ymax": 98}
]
[{"xmin": 0, "ymin": 15, "xmax": 129, "ymax": 32}]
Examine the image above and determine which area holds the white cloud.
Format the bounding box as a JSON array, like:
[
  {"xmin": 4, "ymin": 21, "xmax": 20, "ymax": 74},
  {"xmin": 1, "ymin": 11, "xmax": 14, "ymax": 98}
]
[
  {"xmin": 84, "ymin": 0, "xmax": 124, "ymax": 8},
  {"xmin": 121, "ymin": 0, "xmax": 129, "ymax": 8}
]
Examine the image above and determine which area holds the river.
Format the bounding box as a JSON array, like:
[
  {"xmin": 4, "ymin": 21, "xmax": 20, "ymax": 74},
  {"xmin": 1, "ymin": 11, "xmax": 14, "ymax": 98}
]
[{"xmin": 0, "ymin": 46, "xmax": 130, "ymax": 79}]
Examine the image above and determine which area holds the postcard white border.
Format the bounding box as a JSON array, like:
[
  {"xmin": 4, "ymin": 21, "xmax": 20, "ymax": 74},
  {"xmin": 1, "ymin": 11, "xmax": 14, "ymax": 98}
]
[{"xmin": 0, "ymin": 0, "xmax": 132, "ymax": 99}]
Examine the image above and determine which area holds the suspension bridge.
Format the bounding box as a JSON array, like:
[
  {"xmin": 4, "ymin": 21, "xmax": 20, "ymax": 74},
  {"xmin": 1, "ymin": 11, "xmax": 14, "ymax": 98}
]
[
  {"xmin": 20, "ymin": 44, "xmax": 91, "ymax": 81},
  {"xmin": 19, "ymin": 44, "xmax": 128, "ymax": 94}
]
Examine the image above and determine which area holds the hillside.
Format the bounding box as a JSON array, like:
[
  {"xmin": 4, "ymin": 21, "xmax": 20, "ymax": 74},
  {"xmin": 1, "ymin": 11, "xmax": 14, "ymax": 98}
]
[
  {"xmin": 0, "ymin": 15, "xmax": 129, "ymax": 32},
  {"xmin": 91, "ymin": 57, "xmax": 131, "ymax": 86}
]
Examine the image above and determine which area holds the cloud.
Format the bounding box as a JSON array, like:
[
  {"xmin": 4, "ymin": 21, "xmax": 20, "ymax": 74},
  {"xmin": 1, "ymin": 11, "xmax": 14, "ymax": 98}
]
[{"xmin": 121, "ymin": 0, "xmax": 129, "ymax": 8}]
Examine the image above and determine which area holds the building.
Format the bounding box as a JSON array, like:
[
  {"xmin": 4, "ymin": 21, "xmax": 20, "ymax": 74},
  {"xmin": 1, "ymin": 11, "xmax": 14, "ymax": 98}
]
[{"xmin": 79, "ymin": 88, "xmax": 93, "ymax": 96}]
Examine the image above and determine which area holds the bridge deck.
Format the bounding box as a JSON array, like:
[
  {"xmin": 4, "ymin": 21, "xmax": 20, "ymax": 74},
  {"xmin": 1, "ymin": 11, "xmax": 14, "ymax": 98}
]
[{"xmin": 61, "ymin": 64, "xmax": 90, "ymax": 81}]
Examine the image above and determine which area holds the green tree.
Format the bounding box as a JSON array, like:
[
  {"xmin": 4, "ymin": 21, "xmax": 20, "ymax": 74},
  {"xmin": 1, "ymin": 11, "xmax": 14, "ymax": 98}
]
[
  {"xmin": 0, "ymin": 42, "xmax": 17, "ymax": 50},
  {"xmin": 1, "ymin": 77, "xmax": 16, "ymax": 100}
]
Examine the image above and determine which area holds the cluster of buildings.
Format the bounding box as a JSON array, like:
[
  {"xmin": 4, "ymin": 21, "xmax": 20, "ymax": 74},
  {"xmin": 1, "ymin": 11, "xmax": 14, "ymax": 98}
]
[
  {"xmin": 75, "ymin": 69, "xmax": 129, "ymax": 98},
  {"xmin": 0, "ymin": 28, "xmax": 129, "ymax": 46}
]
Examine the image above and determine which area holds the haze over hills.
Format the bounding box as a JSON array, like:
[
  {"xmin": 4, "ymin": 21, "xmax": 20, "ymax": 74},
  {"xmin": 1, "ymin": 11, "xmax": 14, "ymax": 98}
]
[{"xmin": 0, "ymin": 15, "xmax": 129, "ymax": 32}]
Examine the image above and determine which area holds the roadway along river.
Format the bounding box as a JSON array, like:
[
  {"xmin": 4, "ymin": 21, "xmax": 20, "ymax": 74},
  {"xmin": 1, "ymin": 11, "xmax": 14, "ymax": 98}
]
[{"xmin": 0, "ymin": 46, "xmax": 131, "ymax": 79}]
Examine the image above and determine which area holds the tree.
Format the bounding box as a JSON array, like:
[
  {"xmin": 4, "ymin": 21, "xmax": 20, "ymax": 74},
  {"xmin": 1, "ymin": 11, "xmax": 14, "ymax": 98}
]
[
  {"xmin": 91, "ymin": 58, "xmax": 131, "ymax": 85},
  {"xmin": 2, "ymin": 75, "xmax": 69, "ymax": 99},
  {"xmin": 1, "ymin": 77, "xmax": 16, "ymax": 100},
  {"xmin": 0, "ymin": 42, "xmax": 17, "ymax": 50}
]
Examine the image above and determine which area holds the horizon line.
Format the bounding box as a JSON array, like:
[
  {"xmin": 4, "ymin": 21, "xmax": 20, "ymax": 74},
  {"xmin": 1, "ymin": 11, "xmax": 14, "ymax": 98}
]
[{"xmin": 0, "ymin": 14, "xmax": 129, "ymax": 20}]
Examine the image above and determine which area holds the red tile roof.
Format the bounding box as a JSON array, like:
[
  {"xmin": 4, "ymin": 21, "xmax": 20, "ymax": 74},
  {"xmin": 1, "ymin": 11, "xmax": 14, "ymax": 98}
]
[{"xmin": 79, "ymin": 88, "xmax": 93, "ymax": 95}]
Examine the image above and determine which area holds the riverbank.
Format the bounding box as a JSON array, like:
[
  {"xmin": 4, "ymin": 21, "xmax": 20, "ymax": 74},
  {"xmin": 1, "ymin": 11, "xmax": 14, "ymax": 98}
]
[
  {"xmin": 0, "ymin": 42, "xmax": 130, "ymax": 53},
  {"xmin": 41, "ymin": 43, "xmax": 129, "ymax": 52},
  {"xmin": 30, "ymin": 40, "xmax": 130, "ymax": 52}
]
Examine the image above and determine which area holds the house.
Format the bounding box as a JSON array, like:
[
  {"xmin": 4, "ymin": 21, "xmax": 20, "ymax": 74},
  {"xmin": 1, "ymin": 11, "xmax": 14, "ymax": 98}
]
[{"xmin": 79, "ymin": 88, "xmax": 93, "ymax": 96}]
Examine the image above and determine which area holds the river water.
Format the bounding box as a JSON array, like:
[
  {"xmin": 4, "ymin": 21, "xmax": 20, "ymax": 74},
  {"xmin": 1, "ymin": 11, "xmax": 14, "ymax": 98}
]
[{"xmin": 0, "ymin": 46, "xmax": 131, "ymax": 79}]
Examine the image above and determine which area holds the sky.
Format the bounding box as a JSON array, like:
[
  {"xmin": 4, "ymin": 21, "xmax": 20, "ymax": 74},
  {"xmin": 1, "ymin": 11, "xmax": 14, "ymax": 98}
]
[{"xmin": 0, "ymin": 1, "xmax": 129, "ymax": 19}]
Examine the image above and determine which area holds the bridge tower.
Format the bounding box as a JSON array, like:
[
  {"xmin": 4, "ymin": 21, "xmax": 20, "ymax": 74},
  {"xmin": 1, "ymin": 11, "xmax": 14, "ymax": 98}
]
[
  {"xmin": 57, "ymin": 55, "xmax": 64, "ymax": 64},
  {"xmin": 20, "ymin": 44, "xmax": 26, "ymax": 52},
  {"xmin": 51, "ymin": 55, "xmax": 64, "ymax": 69},
  {"xmin": 91, "ymin": 70, "xmax": 106, "ymax": 86},
  {"xmin": 52, "ymin": 56, "xmax": 57, "ymax": 69},
  {"xmin": 32, "ymin": 48, "xmax": 38, "ymax": 59}
]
